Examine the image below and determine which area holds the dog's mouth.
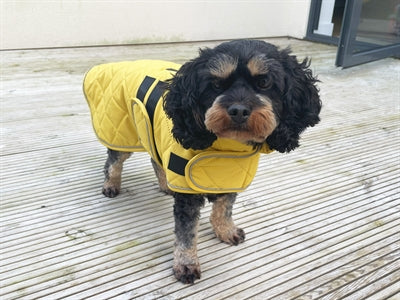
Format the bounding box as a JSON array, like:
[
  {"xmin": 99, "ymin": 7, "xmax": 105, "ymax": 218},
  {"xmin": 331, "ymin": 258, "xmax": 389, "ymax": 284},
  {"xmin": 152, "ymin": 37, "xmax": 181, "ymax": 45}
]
[{"xmin": 204, "ymin": 95, "xmax": 277, "ymax": 144}]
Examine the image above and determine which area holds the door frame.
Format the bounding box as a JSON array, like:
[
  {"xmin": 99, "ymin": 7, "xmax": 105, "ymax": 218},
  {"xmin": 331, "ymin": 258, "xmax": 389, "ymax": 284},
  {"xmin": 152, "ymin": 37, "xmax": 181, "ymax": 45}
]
[
  {"xmin": 307, "ymin": 0, "xmax": 400, "ymax": 68},
  {"xmin": 306, "ymin": 0, "xmax": 339, "ymax": 45},
  {"xmin": 335, "ymin": 0, "xmax": 400, "ymax": 67}
]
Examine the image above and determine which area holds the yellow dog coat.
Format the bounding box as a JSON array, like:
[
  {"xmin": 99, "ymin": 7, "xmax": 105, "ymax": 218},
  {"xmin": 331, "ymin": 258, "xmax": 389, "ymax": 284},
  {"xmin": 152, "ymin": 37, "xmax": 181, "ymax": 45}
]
[{"xmin": 83, "ymin": 60, "xmax": 272, "ymax": 194}]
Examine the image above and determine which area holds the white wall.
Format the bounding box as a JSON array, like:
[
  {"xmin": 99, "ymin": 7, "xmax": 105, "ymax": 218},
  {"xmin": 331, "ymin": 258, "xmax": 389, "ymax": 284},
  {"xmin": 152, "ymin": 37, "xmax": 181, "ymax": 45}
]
[{"xmin": 1, "ymin": 0, "xmax": 311, "ymax": 50}]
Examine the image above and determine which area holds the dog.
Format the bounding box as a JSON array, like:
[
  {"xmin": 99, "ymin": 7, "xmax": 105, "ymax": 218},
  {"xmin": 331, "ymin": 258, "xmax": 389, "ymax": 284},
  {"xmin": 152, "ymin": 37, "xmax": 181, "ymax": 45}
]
[{"xmin": 83, "ymin": 39, "xmax": 321, "ymax": 284}]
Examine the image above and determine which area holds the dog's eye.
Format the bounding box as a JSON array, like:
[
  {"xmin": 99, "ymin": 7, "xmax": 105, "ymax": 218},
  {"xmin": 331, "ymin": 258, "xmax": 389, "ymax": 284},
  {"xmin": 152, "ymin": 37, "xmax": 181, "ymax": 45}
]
[
  {"xmin": 212, "ymin": 80, "xmax": 223, "ymax": 91},
  {"xmin": 256, "ymin": 77, "xmax": 271, "ymax": 90}
]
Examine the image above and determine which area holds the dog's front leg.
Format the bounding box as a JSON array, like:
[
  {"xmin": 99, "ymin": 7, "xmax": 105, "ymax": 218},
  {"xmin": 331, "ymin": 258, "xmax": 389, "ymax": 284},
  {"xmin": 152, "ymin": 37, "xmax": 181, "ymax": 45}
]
[
  {"xmin": 173, "ymin": 193, "xmax": 204, "ymax": 284},
  {"xmin": 209, "ymin": 193, "xmax": 245, "ymax": 245}
]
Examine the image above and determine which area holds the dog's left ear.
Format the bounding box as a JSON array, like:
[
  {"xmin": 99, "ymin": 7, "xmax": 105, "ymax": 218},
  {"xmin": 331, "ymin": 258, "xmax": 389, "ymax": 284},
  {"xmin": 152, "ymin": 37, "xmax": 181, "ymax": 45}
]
[
  {"xmin": 164, "ymin": 49, "xmax": 217, "ymax": 150},
  {"xmin": 266, "ymin": 50, "xmax": 322, "ymax": 153}
]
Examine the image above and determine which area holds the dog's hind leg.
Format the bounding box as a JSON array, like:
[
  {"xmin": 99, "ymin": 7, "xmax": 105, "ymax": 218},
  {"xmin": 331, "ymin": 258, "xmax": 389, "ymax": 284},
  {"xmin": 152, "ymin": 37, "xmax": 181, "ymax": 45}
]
[
  {"xmin": 209, "ymin": 193, "xmax": 245, "ymax": 245},
  {"xmin": 173, "ymin": 193, "xmax": 204, "ymax": 284},
  {"xmin": 150, "ymin": 159, "xmax": 173, "ymax": 195},
  {"xmin": 102, "ymin": 149, "xmax": 131, "ymax": 198}
]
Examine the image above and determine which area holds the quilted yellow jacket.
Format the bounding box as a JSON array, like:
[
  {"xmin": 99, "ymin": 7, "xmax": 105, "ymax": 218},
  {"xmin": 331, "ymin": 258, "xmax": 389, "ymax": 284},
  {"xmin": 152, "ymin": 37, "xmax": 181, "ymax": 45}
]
[{"xmin": 83, "ymin": 60, "xmax": 272, "ymax": 194}]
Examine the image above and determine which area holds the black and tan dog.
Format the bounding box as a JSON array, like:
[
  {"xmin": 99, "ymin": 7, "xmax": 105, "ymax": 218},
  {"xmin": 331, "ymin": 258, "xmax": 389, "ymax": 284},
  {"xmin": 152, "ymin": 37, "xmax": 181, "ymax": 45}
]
[{"xmin": 84, "ymin": 39, "xmax": 321, "ymax": 284}]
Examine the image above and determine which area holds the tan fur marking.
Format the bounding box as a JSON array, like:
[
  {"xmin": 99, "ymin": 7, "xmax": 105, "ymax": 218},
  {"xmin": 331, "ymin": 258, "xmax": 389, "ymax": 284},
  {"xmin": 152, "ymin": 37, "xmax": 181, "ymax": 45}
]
[
  {"xmin": 209, "ymin": 54, "xmax": 238, "ymax": 79},
  {"xmin": 151, "ymin": 159, "xmax": 173, "ymax": 195},
  {"xmin": 173, "ymin": 244, "xmax": 199, "ymax": 268},
  {"xmin": 204, "ymin": 102, "xmax": 232, "ymax": 134},
  {"xmin": 210, "ymin": 194, "xmax": 245, "ymax": 245},
  {"xmin": 247, "ymin": 97, "xmax": 277, "ymax": 140},
  {"xmin": 204, "ymin": 96, "xmax": 277, "ymax": 143},
  {"xmin": 103, "ymin": 152, "xmax": 131, "ymax": 191},
  {"xmin": 247, "ymin": 55, "xmax": 270, "ymax": 76}
]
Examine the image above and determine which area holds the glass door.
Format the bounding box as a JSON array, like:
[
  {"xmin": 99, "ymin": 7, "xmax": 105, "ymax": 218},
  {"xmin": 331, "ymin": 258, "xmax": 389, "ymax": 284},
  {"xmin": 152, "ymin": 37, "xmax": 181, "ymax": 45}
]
[{"xmin": 336, "ymin": 0, "xmax": 400, "ymax": 68}]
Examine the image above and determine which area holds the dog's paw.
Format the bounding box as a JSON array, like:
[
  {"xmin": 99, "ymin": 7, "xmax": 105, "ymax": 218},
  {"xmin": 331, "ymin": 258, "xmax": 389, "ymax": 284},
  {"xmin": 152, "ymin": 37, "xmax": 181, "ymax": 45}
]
[
  {"xmin": 215, "ymin": 226, "xmax": 246, "ymax": 246},
  {"xmin": 173, "ymin": 262, "xmax": 201, "ymax": 284},
  {"xmin": 173, "ymin": 249, "xmax": 201, "ymax": 284},
  {"xmin": 102, "ymin": 186, "xmax": 120, "ymax": 198}
]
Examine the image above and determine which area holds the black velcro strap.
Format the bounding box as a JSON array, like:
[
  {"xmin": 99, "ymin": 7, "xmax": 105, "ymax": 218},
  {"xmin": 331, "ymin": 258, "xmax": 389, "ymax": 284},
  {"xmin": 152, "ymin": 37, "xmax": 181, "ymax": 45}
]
[
  {"xmin": 168, "ymin": 152, "xmax": 188, "ymax": 176},
  {"xmin": 135, "ymin": 76, "xmax": 168, "ymax": 165},
  {"xmin": 146, "ymin": 81, "xmax": 167, "ymax": 125},
  {"xmin": 137, "ymin": 76, "xmax": 155, "ymax": 102}
]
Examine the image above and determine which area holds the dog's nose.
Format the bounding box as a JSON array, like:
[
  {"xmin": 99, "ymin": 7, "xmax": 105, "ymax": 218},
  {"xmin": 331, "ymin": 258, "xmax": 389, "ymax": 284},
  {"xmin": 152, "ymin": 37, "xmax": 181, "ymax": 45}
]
[{"xmin": 228, "ymin": 104, "xmax": 250, "ymax": 124}]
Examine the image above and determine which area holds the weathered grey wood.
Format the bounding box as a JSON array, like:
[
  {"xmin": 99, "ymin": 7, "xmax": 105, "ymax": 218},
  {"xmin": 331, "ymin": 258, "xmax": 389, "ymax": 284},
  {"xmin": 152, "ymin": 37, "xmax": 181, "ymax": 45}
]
[{"xmin": 1, "ymin": 38, "xmax": 399, "ymax": 299}]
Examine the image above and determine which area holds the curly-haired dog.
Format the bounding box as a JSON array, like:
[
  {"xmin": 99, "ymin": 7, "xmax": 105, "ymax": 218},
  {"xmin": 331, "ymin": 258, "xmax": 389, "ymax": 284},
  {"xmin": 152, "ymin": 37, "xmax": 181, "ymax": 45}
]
[{"xmin": 83, "ymin": 39, "xmax": 321, "ymax": 284}]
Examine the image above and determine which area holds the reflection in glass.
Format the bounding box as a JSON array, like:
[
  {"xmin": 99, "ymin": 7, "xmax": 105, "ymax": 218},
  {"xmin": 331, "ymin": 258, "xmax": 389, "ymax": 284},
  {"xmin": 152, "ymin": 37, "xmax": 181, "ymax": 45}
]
[{"xmin": 354, "ymin": 0, "xmax": 400, "ymax": 53}]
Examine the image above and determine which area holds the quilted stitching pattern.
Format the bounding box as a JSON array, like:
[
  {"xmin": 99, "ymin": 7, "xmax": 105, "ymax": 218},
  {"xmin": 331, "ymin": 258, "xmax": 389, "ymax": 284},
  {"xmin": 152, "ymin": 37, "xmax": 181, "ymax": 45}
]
[
  {"xmin": 87, "ymin": 63, "xmax": 140, "ymax": 150},
  {"xmin": 84, "ymin": 60, "xmax": 272, "ymax": 194},
  {"xmin": 83, "ymin": 60, "xmax": 179, "ymax": 152},
  {"xmin": 185, "ymin": 150, "xmax": 261, "ymax": 193}
]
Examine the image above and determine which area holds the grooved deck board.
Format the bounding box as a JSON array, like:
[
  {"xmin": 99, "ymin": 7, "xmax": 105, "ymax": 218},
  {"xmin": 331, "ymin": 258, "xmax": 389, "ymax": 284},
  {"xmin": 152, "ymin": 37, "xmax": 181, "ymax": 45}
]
[{"xmin": 1, "ymin": 38, "xmax": 399, "ymax": 300}]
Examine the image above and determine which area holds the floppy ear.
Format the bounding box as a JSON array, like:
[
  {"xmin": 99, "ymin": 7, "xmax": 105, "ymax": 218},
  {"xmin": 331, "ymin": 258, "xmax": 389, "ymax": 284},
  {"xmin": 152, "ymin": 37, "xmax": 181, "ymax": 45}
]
[
  {"xmin": 163, "ymin": 49, "xmax": 217, "ymax": 150},
  {"xmin": 266, "ymin": 50, "xmax": 322, "ymax": 153}
]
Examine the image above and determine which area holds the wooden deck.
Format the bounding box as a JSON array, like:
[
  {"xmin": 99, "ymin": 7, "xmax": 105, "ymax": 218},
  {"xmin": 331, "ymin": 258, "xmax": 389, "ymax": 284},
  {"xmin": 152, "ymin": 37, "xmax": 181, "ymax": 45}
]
[{"xmin": 1, "ymin": 38, "xmax": 399, "ymax": 300}]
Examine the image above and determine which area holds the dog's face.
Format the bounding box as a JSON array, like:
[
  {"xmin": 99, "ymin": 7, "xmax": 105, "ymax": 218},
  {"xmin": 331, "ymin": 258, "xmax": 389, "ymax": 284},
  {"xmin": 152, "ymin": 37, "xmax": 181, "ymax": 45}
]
[
  {"xmin": 203, "ymin": 51, "xmax": 283, "ymax": 145},
  {"xmin": 164, "ymin": 39, "xmax": 321, "ymax": 152}
]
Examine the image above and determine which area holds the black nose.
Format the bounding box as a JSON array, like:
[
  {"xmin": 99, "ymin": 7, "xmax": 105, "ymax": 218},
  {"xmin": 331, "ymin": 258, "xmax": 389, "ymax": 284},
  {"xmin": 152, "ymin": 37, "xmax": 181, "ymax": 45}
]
[{"xmin": 227, "ymin": 104, "xmax": 251, "ymax": 124}]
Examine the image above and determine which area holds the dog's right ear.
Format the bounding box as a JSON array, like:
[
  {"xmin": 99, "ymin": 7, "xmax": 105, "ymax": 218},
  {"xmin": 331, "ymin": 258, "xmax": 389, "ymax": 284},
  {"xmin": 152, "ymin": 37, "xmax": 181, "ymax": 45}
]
[{"xmin": 163, "ymin": 49, "xmax": 217, "ymax": 150}]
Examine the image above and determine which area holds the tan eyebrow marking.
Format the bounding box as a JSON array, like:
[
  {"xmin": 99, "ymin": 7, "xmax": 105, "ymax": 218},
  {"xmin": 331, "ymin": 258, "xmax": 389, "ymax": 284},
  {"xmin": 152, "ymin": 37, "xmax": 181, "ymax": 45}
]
[
  {"xmin": 208, "ymin": 54, "xmax": 238, "ymax": 79},
  {"xmin": 247, "ymin": 55, "xmax": 271, "ymax": 76}
]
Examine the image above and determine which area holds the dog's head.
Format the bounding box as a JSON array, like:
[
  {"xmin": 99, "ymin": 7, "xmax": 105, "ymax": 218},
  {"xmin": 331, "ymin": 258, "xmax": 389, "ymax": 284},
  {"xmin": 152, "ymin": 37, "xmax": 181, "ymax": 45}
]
[{"xmin": 164, "ymin": 39, "xmax": 322, "ymax": 152}]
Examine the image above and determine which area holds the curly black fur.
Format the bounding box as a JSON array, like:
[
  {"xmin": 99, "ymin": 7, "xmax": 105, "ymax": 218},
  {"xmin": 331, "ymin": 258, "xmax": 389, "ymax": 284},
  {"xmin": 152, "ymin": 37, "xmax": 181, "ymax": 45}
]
[
  {"xmin": 163, "ymin": 49, "xmax": 219, "ymax": 150},
  {"xmin": 99, "ymin": 39, "xmax": 322, "ymax": 285},
  {"xmin": 164, "ymin": 39, "xmax": 321, "ymax": 152},
  {"xmin": 266, "ymin": 50, "xmax": 321, "ymax": 152}
]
